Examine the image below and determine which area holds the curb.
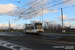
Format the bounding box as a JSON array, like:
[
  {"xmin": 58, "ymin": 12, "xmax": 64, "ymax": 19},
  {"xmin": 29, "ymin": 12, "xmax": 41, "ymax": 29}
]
[{"xmin": 55, "ymin": 41, "xmax": 75, "ymax": 45}]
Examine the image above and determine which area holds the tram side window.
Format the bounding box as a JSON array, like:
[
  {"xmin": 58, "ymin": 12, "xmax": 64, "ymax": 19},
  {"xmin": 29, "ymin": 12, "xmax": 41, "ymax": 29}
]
[
  {"xmin": 26, "ymin": 26, "xmax": 34, "ymax": 29},
  {"xmin": 26, "ymin": 27, "xmax": 29, "ymax": 30},
  {"xmin": 31, "ymin": 26, "xmax": 34, "ymax": 29}
]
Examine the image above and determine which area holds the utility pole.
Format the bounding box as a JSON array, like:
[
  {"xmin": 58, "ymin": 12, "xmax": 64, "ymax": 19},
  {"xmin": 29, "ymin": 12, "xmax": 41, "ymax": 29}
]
[
  {"xmin": 24, "ymin": 24, "xmax": 26, "ymax": 33},
  {"xmin": 30, "ymin": 11, "xmax": 32, "ymax": 33},
  {"xmin": 61, "ymin": 8, "xmax": 64, "ymax": 32},
  {"xmin": 9, "ymin": 21, "xmax": 10, "ymax": 31},
  {"xmin": 30, "ymin": 11, "xmax": 32, "ymax": 24},
  {"xmin": 40, "ymin": 12, "xmax": 41, "ymax": 22},
  {"xmin": 30, "ymin": 16, "xmax": 31, "ymax": 24},
  {"xmin": 42, "ymin": 7, "xmax": 43, "ymax": 29}
]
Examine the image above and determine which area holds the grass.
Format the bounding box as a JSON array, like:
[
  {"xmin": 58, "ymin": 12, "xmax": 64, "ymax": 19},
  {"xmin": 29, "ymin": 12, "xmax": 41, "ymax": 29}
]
[
  {"xmin": 57, "ymin": 36, "xmax": 75, "ymax": 43},
  {"xmin": 43, "ymin": 31, "xmax": 75, "ymax": 34},
  {"xmin": 0, "ymin": 30, "xmax": 23, "ymax": 32}
]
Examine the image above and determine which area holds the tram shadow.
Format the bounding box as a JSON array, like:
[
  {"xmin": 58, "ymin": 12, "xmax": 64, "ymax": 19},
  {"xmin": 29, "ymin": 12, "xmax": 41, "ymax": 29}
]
[{"xmin": 25, "ymin": 32, "xmax": 41, "ymax": 35}]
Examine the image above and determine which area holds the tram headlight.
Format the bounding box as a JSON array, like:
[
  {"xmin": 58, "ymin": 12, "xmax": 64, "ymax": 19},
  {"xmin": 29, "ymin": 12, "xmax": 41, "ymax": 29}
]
[{"xmin": 39, "ymin": 29, "xmax": 41, "ymax": 31}]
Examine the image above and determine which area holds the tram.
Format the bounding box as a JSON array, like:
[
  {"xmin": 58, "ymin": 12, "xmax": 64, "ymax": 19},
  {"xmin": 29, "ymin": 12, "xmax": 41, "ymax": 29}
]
[{"xmin": 24, "ymin": 22, "xmax": 44, "ymax": 33}]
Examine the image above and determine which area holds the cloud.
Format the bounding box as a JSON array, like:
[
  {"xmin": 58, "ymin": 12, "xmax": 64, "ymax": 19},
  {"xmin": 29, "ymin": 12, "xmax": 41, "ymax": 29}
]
[
  {"xmin": 59, "ymin": 15, "xmax": 68, "ymax": 21},
  {"xmin": 63, "ymin": 0, "xmax": 75, "ymax": 6},
  {"xmin": 21, "ymin": 0, "xmax": 75, "ymax": 20},
  {"xmin": 0, "ymin": 24, "xmax": 23, "ymax": 29},
  {"xmin": 53, "ymin": 20, "xmax": 56, "ymax": 22},
  {"xmin": 6, "ymin": 8, "xmax": 27, "ymax": 17},
  {"xmin": 35, "ymin": 20, "xmax": 40, "ymax": 22},
  {"xmin": 0, "ymin": 0, "xmax": 59, "ymax": 20},
  {"xmin": 22, "ymin": 8, "xmax": 50, "ymax": 19},
  {"xmin": 43, "ymin": 18, "xmax": 50, "ymax": 23},
  {"xmin": 67, "ymin": 18, "xmax": 75, "ymax": 21},
  {"xmin": 0, "ymin": 3, "xmax": 17, "ymax": 15},
  {"xmin": 0, "ymin": 3, "xmax": 50, "ymax": 20},
  {"xmin": 32, "ymin": 18, "xmax": 50, "ymax": 23},
  {"xmin": 58, "ymin": 15, "xmax": 75, "ymax": 21},
  {"xmin": 64, "ymin": 22, "xmax": 72, "ymax": 27},
  {"xmin": 50, "ymin": 9, "xmax": 58, "ymax": 13},
  {"xmin": 1, "ymin": 0, "xmax": 73, "ymax": 20}
]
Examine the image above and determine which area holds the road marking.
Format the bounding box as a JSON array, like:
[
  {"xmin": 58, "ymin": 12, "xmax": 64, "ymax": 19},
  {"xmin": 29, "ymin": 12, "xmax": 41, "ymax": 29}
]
[{"xmin": 0, "ymin": 40, "xmax": 32, "ymax": 50}]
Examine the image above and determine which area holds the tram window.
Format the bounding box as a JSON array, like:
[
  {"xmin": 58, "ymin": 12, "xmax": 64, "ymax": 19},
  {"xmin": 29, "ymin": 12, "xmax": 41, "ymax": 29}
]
[
  {"xmin": 31, "ymin": 26, "xmax": 34, "ymax": 29},
  {"xmin": 36, "ymin": 25, "xmax": 42, "ymax": 29},
  {"xmin": 26, "ymin": 27, "xmax": 29, "ymax": 30},
  {"xmin": 26, "ymin": 27, "xmax": 30, "ymax": 30},
  {"xmin": 26, "ymin": 26, "xmax": 34, "ymax": 29}
]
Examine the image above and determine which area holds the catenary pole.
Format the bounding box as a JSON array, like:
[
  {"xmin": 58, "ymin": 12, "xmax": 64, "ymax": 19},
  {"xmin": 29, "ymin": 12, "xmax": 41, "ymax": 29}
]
[{"xmin": 61, "ymin": 8, "xmax": 63, "ymax": 32}]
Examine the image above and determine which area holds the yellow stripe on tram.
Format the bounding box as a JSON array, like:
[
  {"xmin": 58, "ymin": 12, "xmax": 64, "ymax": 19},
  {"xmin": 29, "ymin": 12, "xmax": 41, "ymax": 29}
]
[
  {"xmin": 30, "ymin": 30, "xmax": 31, "ymax": 33},
  {"xmin": 39, "ymin": 29, "xmax": 41, "ymax": 31}
]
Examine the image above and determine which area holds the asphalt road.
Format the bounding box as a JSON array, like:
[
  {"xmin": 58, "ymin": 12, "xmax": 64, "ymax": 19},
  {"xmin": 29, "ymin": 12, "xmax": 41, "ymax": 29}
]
[
  {"xmin": 0, "ymin": 32, "xmax": 75, "ymax": 50},
  {"xmin": 0, "ymin": 46, "xmax": 12, "ymax": 50}
]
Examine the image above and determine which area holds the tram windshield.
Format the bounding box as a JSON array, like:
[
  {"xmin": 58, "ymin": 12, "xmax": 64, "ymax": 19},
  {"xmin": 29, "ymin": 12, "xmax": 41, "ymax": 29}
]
[
  {"xmin": 35, "ymin": 23, "xmax": 42, "ymax": 29},
  {"xmin": 37, "ymin": 25, "xmax": 42, "ymax": 29}
]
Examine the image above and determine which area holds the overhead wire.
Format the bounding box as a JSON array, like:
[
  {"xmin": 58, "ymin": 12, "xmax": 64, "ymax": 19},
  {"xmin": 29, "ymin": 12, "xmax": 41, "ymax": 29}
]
[
  {"xmin": 21, "ymin": 0, "xmax": 70, "ymax": 20},
  {"xmin": 30, "ymin": 0, "xmax": 72, "ymax": 21},
  {"xmin": 49, "ymin": 3, "xmax": 75, "ymax": 13},
  {"xmin": 18, "ymin": 1, "xmax": 61, "ymax": 13},
  {"xmin": 24, "ymin": 0, "xmax": 71, "ymax": 15},
  {"xmin": 5, "ymin": 0, "xmax": 72, "ymax": 20},
  {"xmin": 6, "ymin": 0, "xmax": 61, "ymax": 19},
  {"xmin": 23, "ymin": 0, "xmax": 61, "ymax": 15},
  {"xmin": 19, "ymin": 0, "xmax": 43, "ymax": 18}
]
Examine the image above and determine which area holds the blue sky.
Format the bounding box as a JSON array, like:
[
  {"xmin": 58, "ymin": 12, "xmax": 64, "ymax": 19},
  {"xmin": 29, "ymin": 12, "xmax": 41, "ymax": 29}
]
[{"xmin": 0, "ymin": 0, "xmax": 75, "ymax": 28}]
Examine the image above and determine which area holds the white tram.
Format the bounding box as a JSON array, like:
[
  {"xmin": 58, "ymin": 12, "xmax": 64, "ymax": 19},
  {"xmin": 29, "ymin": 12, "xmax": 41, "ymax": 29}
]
[{"xmin": 24, "ymin": 23, "xmax": 44, "ymax": 33}]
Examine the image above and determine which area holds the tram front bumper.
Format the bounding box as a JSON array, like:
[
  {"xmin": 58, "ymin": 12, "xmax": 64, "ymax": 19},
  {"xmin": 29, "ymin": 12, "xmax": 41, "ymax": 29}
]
[{"xmin": 37, "ymin": 29, "xmax": 43, "ymax": 33}]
